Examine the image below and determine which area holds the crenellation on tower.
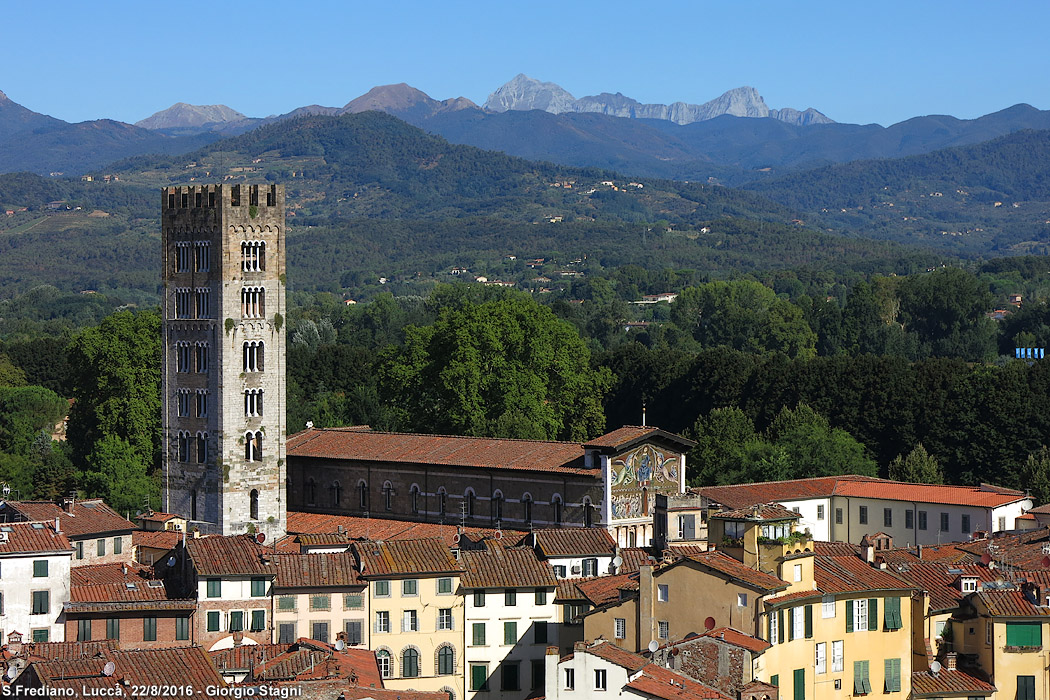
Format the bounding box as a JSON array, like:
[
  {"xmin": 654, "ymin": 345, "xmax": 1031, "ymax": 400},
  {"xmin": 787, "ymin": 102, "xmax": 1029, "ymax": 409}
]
[{"xmin": 161, "ymin": 183, "xmax": 287, "ymax": 538}]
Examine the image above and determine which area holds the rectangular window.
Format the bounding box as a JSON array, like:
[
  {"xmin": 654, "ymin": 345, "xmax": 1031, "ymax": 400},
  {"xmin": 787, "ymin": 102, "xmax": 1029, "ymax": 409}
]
[
  {"xmin": 206, "ymin": 579, "xmax": 221, "ymax": 598},
  {"xmin": 1006, "ymin": 622, "xmax": 1042, "ymax": 647},
  {"xmin": 403, "ymin": 579, "xmax": 418, "ymax": 596},
  {"xmin": 999, "ymin": 516, "xmax": 1007, "ymax": 531},
  {"xmin": 474, "ymin": 590, "xmax": 486, "ymax": 607},
  {"xmin": 835, "ymin": 508, "xmax": 843, "ymax": 525},
  {"xmin": 553, "ymin": 565, "xmax": 566, "ymax": 579},
  {"xmin": 375, "ymin": 580, "xmax": 390, "ymax": 597},
  {"xmin": 793, "ymin": 606, "xmax": 804, "ymax": 639},
  {"xmin": 658, "ymin": 584, "xmax": 669, "ymax": 602},
  {"xmin": 822, "ymin": 595, "xmax": 836, "ymax": 618},
  {"xmin": 312, "ymin": 621, "xmax": 329, "ymax": 643},
  {"xmin": 502, "ymin": 662, "xmax": 520, "ymax": 692},
  {"xmin": 793, "ymin": 564, "xmax": 802, "ymax": 582},
  {"xmin": 986, "ymin": 621, "xmax": 993, "ymax": 645},
  {"xmin": 278, "ymin": 623, "xmax": 295, "ymax": 644},
  {"xmin": 595, "ymin": 669, "xmax": 607, "ymax": 691},
  {"xmin": 658, "ymin": 620, "xmax": 669, "ymax": 639},
  {"xmin": 113, "ymin": 537, "xmax": 123, "ymax": 555},
  {"xmin": 250, "ymin": 610, "xmax": 265, "ymax": 632},
  {"xmin": 471, "ymin": 664, "xmax": 489, "ymax": 692},
  {"xmin": 884, "ymin": 597, "xmax": 903, "ymax": 630},
  {"xmin": 506, "ymin": 589, "xmax": 517, "ymax": 606},
  {"xmin": 195, "ymin": 344, "xmax": 209, "ymax": 373},
  {"xmin": 905, "ymin": 509, "xmax": 914, "ymax": 529},
  {"xmin": 250, "ymin": 578, "xmax": 266, "ymax": 597},
  {"xmin": 884, "ymin": 658, "xmax": 901, "ymax": 693},
  {"xmin": 615, "ymin": 618, "xmax": 626, "ymax": 639},
  {"xmin": 278, "ymin": 596, "xmax": 296, "ymax": 611},
  {"xmin": 793, "ymin": 668, "xmax": 805, "ymax": 700},
  {"xmin": 437, "ymin": 577, "xmax": 453, "ymax": 594},
  {"xmin": 176, "ymin": 616, "xmax": 190, "ymax": 641},
  {"xmin": 31, "ymin": 590, "xmax": 49, "ymax": 615},
  {"xmin": 564, "ymin": 668, "xmax": 575, "ymax": 690},
  {"xmin": 310, "ymin": 594, "xmax": 331, "ymax": 611},
  {"xmin": 1017, "ymin": 676, "xmax": 1036, "ymax": 700},
  {"xmin": 817, "ymin": 504, "xmax": 825, "ymax": 520},
  {"xmin": 504, "ymin": 621, "xmax": 517, "ymax": 645},
  {"xmin": 402, "ymin": 610, "xmax": 418, "ymax": 632},
  {"xmin": 815, "ymin": 642, "xmax": 826, "ymax": 674},
  {"xmin": 229, "ymin": 611, "xmax": 243, "ymax": 632},
  {"xmin": 582, "ymin": 558, "xmax": 598, "ymax": 576},
  {"xmin": 853, "ymin": 660, "xmax": 871, "ymax": 695},
  {"xmin": 76, "ymin": 541, "xmax": 83, "ymax": 560},
  {"xmin": 832, "ymin": 640, "xmax": 844, "ymax": 672},
  {"xmin": 940, "ymin": 512, "xmax": 950, "ymax": 532},
  {"xmin": 33, "ymin": 560, "xmax": 47, "ymax": 577},
  {"xmin": 345, "ymin": 620, "xmax": 363, "ymax": 645},
  {"xmin": 738, "ymin": 593, "xmax": 748, "ymax": 607},
  {"xmin": 536, "ymin": 589, "xmax": 547, "ymax": 605},
  {"xmin": 532, "ymin": 659, "xmax": 545, "ymax": 690},
  {"xmin": 207, "ymin": 611, "xmax": 220, "ymax": 632},
  {"xmin": 769, "ymin": 607, "xmax": 779, "ymax": 644},
  {"xmin": 884, "ymin": 508, "xmax": 892, "ymax": 528},
  {"xmin": 344, "ymin": 593, "xmax": 363, "ymax": 610},
  {"xmin": 962, "ymin": 514, "xmax": 971, "ymax": 533},
  {"xmin": 375, "ymin": 611, "xmax": 390, "ymax": 633},
  {"xmin": 853, "ymin": 599, "xmax": 868, "ymax": 631},
  {"xmin": 31, "ymin": 629, "xmax": 49, "ymax": 643},
  {"xmin": 78, "ymin": 619, "xmax": 92, "ymax": 642},
  {"xmin": 143, "ymin": 617, "xmax": 157, "ymax": 642},
  {"xmin": 106, "ymin": 618, "xmax": 120, "ymax": 640},
  {"xmin": 473, "ymin": 622, "xmax": 486, "ymax": 646},
  {"xmin": 97, "ymin": 539, "xmax": 108, "ymax": 556},
  {"xmin": 438, "ymin": 608, "xmax": 453, "ymax": 630},
  {"xmin": 859, "ymin": 506, "xmax": 868, "ymax": 525},
  {"xmin": 535, "ymin": 621, "xmax": 548, "ymax": 644},
  {"xmin": 919, "ymin": 511, "xmax": 928, "ymax": 530}
]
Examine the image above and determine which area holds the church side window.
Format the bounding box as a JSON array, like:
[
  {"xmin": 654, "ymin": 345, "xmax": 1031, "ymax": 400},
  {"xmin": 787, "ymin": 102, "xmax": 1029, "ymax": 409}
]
[
  {"xmin": 243, "ymin": 342, "xmax": 264, "ymax": 372},
  {"xmin": 241, "ymin": 241, "xmax": 266, "ymax": 272},
  {"xmin": 174, "ymin": 242, "xmax": 191, "ymax": 273},
  {"xmin": 194, "ymin": 241, "xmax": 210, "ymax": 272},
  {"xmin": 175, "ymin": 289, "xmax": 192, "ymax": 319}
]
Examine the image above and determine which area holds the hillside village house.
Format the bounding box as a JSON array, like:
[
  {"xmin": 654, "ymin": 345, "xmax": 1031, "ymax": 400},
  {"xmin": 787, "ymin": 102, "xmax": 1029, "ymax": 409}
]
[
  {"xmin": 700, "ymin": 476, "xmax": 1031, "ymax": 546},
  {"xmin": 286, "ymin": 425, "xmax": 694, "ymax": 549},
  {"xmin": 0, "ymin": 521, "xmax": 73, "ymax": 643}
]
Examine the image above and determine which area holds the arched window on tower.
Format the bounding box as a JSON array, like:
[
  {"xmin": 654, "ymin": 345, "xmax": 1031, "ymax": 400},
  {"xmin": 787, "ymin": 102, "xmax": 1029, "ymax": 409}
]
[
  {"xmin": 244, "ymin": 431, "xmax": 262, "ymax": 461},
  {"xmin": 196, "ymin": 432, "xmax": 208, "ymax": 464},
  {"xmin": 306, "ymin": 478, "xmax": 317, "ymax": 505},
  {"xmin": 249, "ymin": 490, "xmax": 259, "ymax": 520}
]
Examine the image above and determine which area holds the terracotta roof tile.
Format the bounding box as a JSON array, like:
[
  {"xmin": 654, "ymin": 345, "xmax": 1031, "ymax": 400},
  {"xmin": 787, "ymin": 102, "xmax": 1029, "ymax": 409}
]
[
  {"xmin": 67, "ymin": 562, "xmax": 194, "ymax": 611},
  {"xmin": 574, "ymin": 573, "xmax": 638, "ymax": 606},
  {"xmin": 887, "ymin": 562, "xmax": 996, "ymax": 611},
  {"xmin": 764, "ymin": 589, "xmax": 822, "ymax": 606},
  {"xmin": 698, "ymin": 627, "xmax": 771, "ymax": 654},
  {"xmin": 712, "ymin": 503, "xmax": 800, "ymax": 521},
  {"xmin": 186, "ymin": 534, "xmax": 274, "ymax": 577},
  {"xmin": 288, "ymin": 428, "xmax": 595, "ymax": 474},
  {"xmin": 21, "ymin": 640, "xmax": 119, "ymax": 661},
  {"xmin": 683, "ymin": 551, "xmax": 789, "ymax": 592},
  {"xmin": 582, "ymin": 641, "xmax": 649, "ymax": 672},
  {"xmin": 209, "ymin": 643, "xmax": 288, "ymax": 671},
  {"xmin": 460, "ymin": 541, "xmax": 558, "ymax": 589},
  {"xmin": 555, "ymin": 578, "xmax": 587, "ymax": 601},
  {"xmin": 626, "ymin": 664, "xmax": 732, "ymax": 700},
  {"xmin": 133, "ymin": 530, "xmax": 183, "ymax": 552},
  {"xmin": 977, "ymin": 589, "xmax": 1050, "ymax": 617},
  {"xmin": 911, "ymin": 669, "xmax": 996, "ymax": 696},
  {"xmin": 0, "ymin": 521, "xmax": 71, "ymax": 555},
  {"xmin": 583, "ymin": 426, "xmax": 695, "ymax": 452},
  {"xmin": 138, "ymin": 512, "xmax": 180, "ymax": 523},
  {"xmin": 957, "ymin": 528, "xmax": 1050, "ymax": 569},
  {"xmin": 287, "ymin": 511, "xmax": 501, "ymax": 546},
  {"xmin": 3, "ymin": 499, "xmax": 135, "ymax": 537},
  {"xmin": 529, "ymin": 528, "xmax": 616, "ymax": 557},
  {"xmin": 353, "ymin": 538, "xmax": 461, "ymax": 577},
  {"xmin": 272, "ymin": 552, "xmax": 364, "ymax": 588},
  {"xmin": 700, "ymin": 477, "xmax": 859, "ymax": 509},
  {"xmin": 813, "ymin": 553, "xmax": 915, "ymax": 594}
]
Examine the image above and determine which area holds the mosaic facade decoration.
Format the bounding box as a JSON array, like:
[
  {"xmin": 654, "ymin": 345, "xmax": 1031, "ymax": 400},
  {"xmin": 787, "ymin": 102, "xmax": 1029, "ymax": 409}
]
[{"xmin": 609, "ymin": 444, "xmax": 681, "ymax": 521}]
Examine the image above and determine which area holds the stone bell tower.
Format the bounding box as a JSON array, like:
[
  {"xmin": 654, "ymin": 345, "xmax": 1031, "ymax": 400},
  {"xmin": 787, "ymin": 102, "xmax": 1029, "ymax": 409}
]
[{"xmin": 161, "ymin": 184, "xmax": 287, "ymax": 537}]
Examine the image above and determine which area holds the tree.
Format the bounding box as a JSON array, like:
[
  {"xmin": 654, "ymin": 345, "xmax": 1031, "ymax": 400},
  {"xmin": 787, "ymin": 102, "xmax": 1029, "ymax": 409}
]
[
  {"xmin": 380, "ymin": 294, "xmax": 611, "ymax": 441},
  {"xmin": 1021, "ymin": 446, "xmax": 1050, "ymax": 506},
  {"xmin": 0, "ymin": 355, "xmax": 26, "ymax": 388},
  {"xmin": 686, "ymin": 407, "xmax": 760, "ymax": 486},
  {"xmin": 887, "ymin": 443, "xmax": 944, "ymax": 484},
  {"xmin": 0, "ymin": 385, "xmax": 67, "ymax": 457},
  {"xmin": 766, "ymin": 403, "xmax": 877, "ymax": 479},
  {"xmin": 78, "ymin": 435, "xmax": 157, "ymax": 516}
]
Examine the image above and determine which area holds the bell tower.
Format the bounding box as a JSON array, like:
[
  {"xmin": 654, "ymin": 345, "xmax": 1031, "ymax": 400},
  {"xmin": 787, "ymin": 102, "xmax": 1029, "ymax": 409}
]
[{"xmin": 161, "ymin": 184, "xmax": 287, "ymax": 537}]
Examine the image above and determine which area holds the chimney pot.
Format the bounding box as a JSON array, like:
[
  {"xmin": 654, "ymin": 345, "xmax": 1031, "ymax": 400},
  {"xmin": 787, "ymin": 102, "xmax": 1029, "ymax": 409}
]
[{"xmin": 945, "ymin": 652, "xmax": 957, "ymax": 670}]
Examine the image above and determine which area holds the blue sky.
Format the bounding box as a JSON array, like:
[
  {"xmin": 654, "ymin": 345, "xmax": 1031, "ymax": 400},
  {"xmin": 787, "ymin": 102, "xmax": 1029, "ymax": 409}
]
[{"xmin": 3, "ymin": 0, "xmax": 1047, "ymax": 127}]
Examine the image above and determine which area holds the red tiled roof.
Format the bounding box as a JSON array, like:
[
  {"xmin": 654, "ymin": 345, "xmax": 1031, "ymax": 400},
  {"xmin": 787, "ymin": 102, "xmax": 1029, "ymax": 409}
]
[
  {"xmin": 272, "ymin": 552, "xmax": 364, "ymax": 588},
  {"xmin": 460, "ymin": 541, "xmax": 557, "ymax": 589},
  {"xmin": 583, "ymin": 426, "xmax": 694, "ymax": 452},
  {"xmin": 626, "ymin": 663, "xmax": 731, "ymax": 700},
  {"xmin": 298, "ymin": 533, "xmax": 353, "ymax": 546},
  {"xmin": 555, "ymin": 578, "xmax": 588, "ymax": 601},
  {"xmin": 21, "ymin": 640, "xmax": 119, "ymax": 661},
  {"xmin": 764, "ymin": 589, "xmax": 822, "ymax": 606},
  {"xmin": 353, "ymin": 538, "xmax": 461, "ymax": 577},
  {"xmin": 683, "ymin": 551, "xmax": 789, "ymax": 592},
  {"xmin": 582, "ymin": 640, "xmax": 649, "ymax": 672},
  {"xmin": 813, "ymin": 553, "xmax": 914, "ymax": 594},
  {"xmin": 529, "ymin": 528, "xmax": 617, "ymax": 557},
  {"xmin": 210, "ymin": 643, "xmax": 288, "ymax": 671},
  {"xmin": 957, "ymin": 529, "xmax": 1050, "ymax": 569},
  {"xmin": 814, "ymin": 541, "xmax": 858, "ymax": 557},
  {"xmin": 911, "ymin": 668, "xmax": 996, "ymax": 696},
  {"xmin": 701, "ymin": 476, "xmax": 1026, "ymax": 510},
  {"xmin": 139, "ymin": 511, "xmax": 180, "ymax": 523},
  {"xmin": 287, "ymin": 428, "xmax": 596, "ymax": 474},
  {"xmin": 698, "ymin": 627, "xmax": 771, "ymax": 654},
  {"xmin": 3, "ymin": 499, "xmax": 135, "ymax": 537},
  {"xmin": 0, "ymin": 521, "xmax": 71, "ymax": 555},
  {"xmin": 1027, "ymin": 504, "xmax": 1050, "ymax": 514},
  {"xmin": 575, "ymin": 573, "xmax": 638, "ymax": 607},
  {"xmin": 888, "ymin": 562, "xmax": 997, "ymax": 612},
  {"xmin": 133, "ymin": 529, "xmax": 183, "ymax": 551},
  {"xmin": 287, "ymin": 511, "xmax": 502, "ymax": 546},
  {"xmin": 66, "ymin": 562, "xmax": 195, "ymax": 611},
  {"xmin": 977, "ymin": 589, "xmax": 1050, "ymax": 617},
  {"xmin": 712, "ymin": 503, "xmax": 800, "ymax": 521},
  {"xmin": 186, "ymin": 534, "xmax": 273, "ymax": 576}
]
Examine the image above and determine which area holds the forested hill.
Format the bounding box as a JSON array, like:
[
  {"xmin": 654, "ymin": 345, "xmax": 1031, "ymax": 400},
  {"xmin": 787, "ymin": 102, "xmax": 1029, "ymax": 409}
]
[{"xmin": 747, "ymin": 129, "xmax": 1050, "ymax": 255}]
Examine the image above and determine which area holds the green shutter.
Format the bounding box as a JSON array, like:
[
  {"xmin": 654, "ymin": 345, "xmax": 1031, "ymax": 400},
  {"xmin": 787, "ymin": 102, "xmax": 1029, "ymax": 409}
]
[
  {"xmin": 793, "ymin": 668, "xmax": 805, "ymax": 700},
  {"xmin": 846, "ymin": 600, "xmax": 854, "ymax": 633},
  {"xmin": 868, "ymin": 599, "xmax": 878, "ymax": 631},
  {"xmin": 778, "ymin": 609, "xmax": 785, "ymax": 644},
  {"xmin": 854, "ymin": 661, "xmax": 871, "ymax": 695},
  {"xmin": 1018, "ymin": 676, "xmax": 1036, "ymax": 700},
  {"xmin": 770, "ymin": 675, "xmax": 779, "ymax": 688},
  {"xmin": 473, "ymin": 623, "xmax": 486, "ymax": 646},
  {"xmin": 788, "ymin": 608, "xmax": 794, "ymax": 642},
  {"xmin": 805, "ymin": 605, "xmax": 813, "ymax": 639},
  {"xmin": 885, "ymin": 597, "xmax": 902, "ymax": 630},
  {"xmin": 504, "ymin": 621, "xmax": 517, "ymax": 645},
  {"xmin": 472, "ymin": 665, "xmax": 488, "ymax": 691},
  {"xmin": 1006, "ymin": 623, "xmax": 1042, "ymax": 647},
  {"xmin": 884, "ymin": 658, "xmax": 901, "ymax": 693}
]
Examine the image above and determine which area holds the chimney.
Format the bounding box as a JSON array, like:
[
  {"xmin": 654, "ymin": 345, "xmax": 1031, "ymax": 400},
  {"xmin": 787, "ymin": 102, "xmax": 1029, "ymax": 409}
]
[
  {"xmin": 917, "ymin": 544, "xmax": 923, "ymax": 560},
  {"xmin": 860, "ymin": 535, "xmax": 875, "ymax": 563},
  {"xmin": 233, "ymin": 632, "xmax": 244, "ymax": 647},
  {"xmin": 62, "ymin": 494, "xmax": 75, "ymax": 514},
  {"xmin": 640, "ymin": 565, "xmax": 655, "ymax": 648},
  {"xmin": 945, "ymin": 652, "xmax": 957, "ymax": 671},
  {"xmin": 54, "ymin": 516, "xmax": 60, "ymax": 534},
  {"xmin": 545, "ymin": 645, "xmax": 560, "ymax": 697},
  {"xmin": 7, "ymin": 631, "xmax": 22, "ymax": 656}
]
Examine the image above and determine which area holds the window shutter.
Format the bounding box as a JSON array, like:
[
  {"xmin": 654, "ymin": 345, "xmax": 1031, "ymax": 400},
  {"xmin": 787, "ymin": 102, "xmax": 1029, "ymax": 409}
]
[
  {"xmin": 846, "ymin": 600, "xmax": 854, "ymax": 633},
  {"xmin": 778, "ymin": 609, "xmax": 785, "ymax": 644},
  {"xmin": 769, "ymin": 613, "xmax": 774, "ymax": 642},
  {"xmin": 794, "ymin": 668, "xmax": 805, "ymax": 700},
  {"xmin": 788, "ymin": 609, "xmax": 794, "ymax": 642},
  {"xmin": 868, "ymin": 599, "xmax": 878, "ymax": 631},
  {"xmin": 804, "ymin": 604, "xmax": 813, "ymax": 638}
]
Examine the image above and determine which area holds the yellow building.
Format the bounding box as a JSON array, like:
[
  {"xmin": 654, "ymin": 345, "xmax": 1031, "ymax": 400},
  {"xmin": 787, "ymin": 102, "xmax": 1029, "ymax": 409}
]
[{"xmin": 355, "ymin": 538, "xmax": 466, "ymax": 700}]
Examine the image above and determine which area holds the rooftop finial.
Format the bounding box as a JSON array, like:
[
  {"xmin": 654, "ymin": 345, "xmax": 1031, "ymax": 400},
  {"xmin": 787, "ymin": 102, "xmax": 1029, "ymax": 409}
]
[{"xmin": 642, "ymin": 402, "xmax": 647, "ymax": 427}]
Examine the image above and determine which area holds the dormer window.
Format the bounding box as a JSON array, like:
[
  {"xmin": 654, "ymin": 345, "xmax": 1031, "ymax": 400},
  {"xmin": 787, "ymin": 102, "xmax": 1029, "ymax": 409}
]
[{"xmin": 960, "ymin": 577, "xmax": 978, "ymax": 593}]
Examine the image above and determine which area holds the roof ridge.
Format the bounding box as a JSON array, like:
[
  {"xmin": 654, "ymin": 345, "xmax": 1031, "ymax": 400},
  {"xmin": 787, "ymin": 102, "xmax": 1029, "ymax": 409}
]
[{"xmin": 298, "ymin": 427, "xmax": 587, "ymax": 447}]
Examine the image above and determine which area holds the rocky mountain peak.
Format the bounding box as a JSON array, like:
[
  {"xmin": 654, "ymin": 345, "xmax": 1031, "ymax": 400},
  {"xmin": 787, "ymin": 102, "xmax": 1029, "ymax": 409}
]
[
  {"xmin": 484, "ymin": 74, "xmax": 576, "ymax": 113},
  {"xmin": 343, "ymin": 83, "xmax": 436, "ymax": 113},
  {"xmin": 135, "ymin": 103, "xmax": 246, "ymax": 130},
  {"xmin": 0, "ymin": 89, "xmax": 9, "ymax": 103}
]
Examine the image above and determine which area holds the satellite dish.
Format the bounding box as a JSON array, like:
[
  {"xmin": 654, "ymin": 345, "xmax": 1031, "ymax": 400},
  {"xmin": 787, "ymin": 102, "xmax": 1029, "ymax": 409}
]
[
  {"xmin": 494, "ymin": 530, "xmax": 503, "ymax": 540},
  {"xmin": 255, "ymin": 533, "xmax": 266, "ymax": 544},
  {"xmin": 930, "ymin": 661, "xmax": 942, "ymax": 676},
  {"xmin": 612, "ymin": 556, "xmax": 623, "ymax": 568},
  {"xmin": 704, "ymin": 617, "xmax": 716, "ymax": 631},
  {"xmin": 166, "ymin": 556, "xmax": 176, "ymax": 568},
  {"xmin": 5, "ymin": 663, "xmax": 17, "ymax": 681},
  {"xmin": 981, "ymin": 552, "xmax": 992, "ymax": 566},
  {"xmin": 452, "ymin": 534, "xmax": 460, "ymax": 545},
  {"xmin": 334, "ymin": 640, "xmax": 346, "ymax": 651},
  {"xmin": 647, "ymin": 640, "xmax": 659, "ymax": 653},
  {"xmin": 103, "ymin": 662, "xmax": 116, "ymax": 677}
]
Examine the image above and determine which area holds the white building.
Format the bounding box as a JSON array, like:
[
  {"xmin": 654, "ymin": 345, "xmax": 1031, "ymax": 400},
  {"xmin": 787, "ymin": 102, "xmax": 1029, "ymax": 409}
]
[
  {"xmin": 525, "ymin": 529, "xmax": 618, "ymax": 579},
  {"xmin": 700, "ymin": 476, "xmax": 1032, "ymax": 546},
  {"xmin": 461, "ymin": 539, "xmax": 559, "ymax": 700},
  {"xmin": 0, "ymin": 521, "xmax": 74, "ymax": 643}
]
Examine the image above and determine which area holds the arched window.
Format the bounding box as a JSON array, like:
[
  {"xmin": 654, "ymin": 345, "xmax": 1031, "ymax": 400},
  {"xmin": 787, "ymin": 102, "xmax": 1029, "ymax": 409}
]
[
  {"xmin": 249, "ymin": 490, "xmax": 259, "ymax": 520},
  {"xmin": 306, "ymin": 478, "xmax": 317, "ymax": 505},
  {"xmin": 358, "ymin": 481, "xmax": 369, "ymax": 510},
  {"xmin": 552, "ymin": 495, "xmax": 563, "ymax": 526},
  {"xmin": 465, "ymin": 489, "xmax": 475, "ymax": 518},
  {"xmin": 438, "ymin": 488, "xmax": 447, "ymax": 517},
  {"xmin": 244, "ymin": 431, "xmax": 262, "ymax": 461},
  {"xmin": 436, "ymin": 644, "xmax": 455, "ymax": 675},
  {"xmin": 177, "ymin": 431, "xmax": 190, "ymax": 462},
  {"xmin": 191, "ymin": 491, "xmax": 198, "ymax": 521},
  {"xmin": 410, "ymin": 485, "xmax": 420, "ymax": 514},
  {"xmin": 492, "ymin": 491, "xmax": 504, "ymax": 524},
  {"xmin": 376, "ymin": 650, "xmax": 391, "ymax": 679},
  {"xmin": 195, "ymin": 432, "xmax": 208, "ymax": 464},
  {"xmin": 383, "ymin": 481, "xmax": 394, "ymax": 511},
  {"xmin": 441, "ymin": 688, "xmax": 456, "ymax": 700},
  {"xmin": 642, "ymin": 487, "xmax": 649, "ymax": 517},
  {"xmin": 583, "ymin": 497, "xmax": 594, "ymax": 528},
  {"xmin": 522, "ymin": 493, "xmax": 533, "ymax": 525},
  {"xmin": 243, "ymin": 341, "xmax": 265, "ymax": 372},
  {"xmin": 244, "ymin": 389, "xmax": 263, "ymax": 417},
  {"xmin": 240, "ymin": 286, "xmax": 265, "ymax": 319},
  {"xmin": 402, "ymin": 648, "xmax": 420, "ymax": 678},
  {"xmin": 241, "ymin": 240, "xmax": 266, "ymax": 272},
  {"xmin": 332, "ymin": 481, "xmax": 342, "ymax": 507}
]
